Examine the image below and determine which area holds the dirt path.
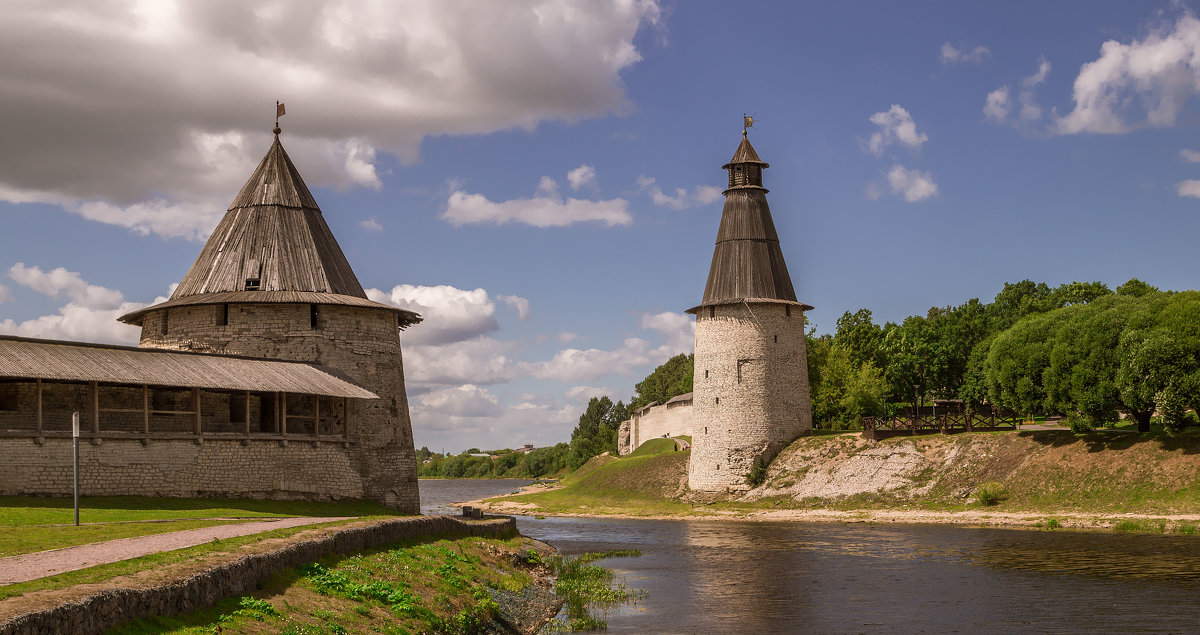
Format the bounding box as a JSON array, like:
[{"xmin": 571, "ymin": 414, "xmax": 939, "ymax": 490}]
[{"xmin": 0, "ymin": 516, "xmax": 352, "ymax": 585}]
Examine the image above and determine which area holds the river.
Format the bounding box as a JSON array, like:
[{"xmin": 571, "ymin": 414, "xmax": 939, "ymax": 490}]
[{"xmin": 419, "ymin": 480, "xmax": 1200, "ymax": 633}]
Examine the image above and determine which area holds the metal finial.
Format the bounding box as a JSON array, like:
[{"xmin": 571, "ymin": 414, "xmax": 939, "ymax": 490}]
[{"xmin": 274, "ymin": 101, "xmax": 286, "ymax": 135}]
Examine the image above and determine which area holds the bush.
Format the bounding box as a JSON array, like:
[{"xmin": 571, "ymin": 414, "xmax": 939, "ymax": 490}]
[
  {"xmin": 746, "ymin": 460, "xmax": 767, "ymax": 488},
  {"xmin": 1066, "ymin": 416, "xmax": 1094, "ymax": 434},
  {"xmin": 975, "ymin": 481, "xmax": 1006, "ymax": 506}
]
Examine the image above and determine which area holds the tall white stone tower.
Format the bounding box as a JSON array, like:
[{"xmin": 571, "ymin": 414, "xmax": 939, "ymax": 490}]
[{"xmin": 687, "ymin": 127, "xmax": 813, "ymax": 492}]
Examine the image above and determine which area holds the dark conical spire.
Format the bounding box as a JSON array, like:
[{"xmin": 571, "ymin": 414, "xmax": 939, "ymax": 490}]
[
  {"xmin": 119, "ymin": 127, "xmax": 420, "ymax": 328},
  {"xmin": 688, "ymin": 129, "xmax": 809, "ymax": 313}
]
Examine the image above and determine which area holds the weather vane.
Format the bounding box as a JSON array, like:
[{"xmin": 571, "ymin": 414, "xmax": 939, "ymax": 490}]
[
  {"xmin": 743, "ymin": 113, "xmax": 756, "ymax": 135},
  {"xmin": 274, "ymin": 101, "xmax": 286, "ymax": 135}
]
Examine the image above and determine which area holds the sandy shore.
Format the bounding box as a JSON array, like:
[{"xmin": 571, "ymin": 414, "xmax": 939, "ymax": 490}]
[{"xmin": 463, "ymin": 483, "xmax": 1200, "ymax": 531}]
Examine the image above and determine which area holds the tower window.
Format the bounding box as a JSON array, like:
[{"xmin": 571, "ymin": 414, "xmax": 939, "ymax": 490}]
[
  {"xmin": 709, "ymin": 306, "xmax": 715, "ymax": 318},
  {"xmin": 774, "ymin": 334, "xmax": 778, "ymax": 343},
  {"xmin": 704, "ymin": 369, "xmax": 709, "ymax": 379},
  {"xmin": 785, "ymin": 305, "xmax": 791, "ymax": 317},
  {"xmin": 160, "ymin": 310, "xmax": 169, "ymax": 335},
  {"xmin": 217, "ymin": 304, "xmax": 228, "ymax": 326},
  {"xmin": 244, "ymin": 278, "xmax": 260, "ymax": 291},
  {"xmin": 310, "ymin": 304, "xmax": 320, "ymax": 329},
  {"xmin": 715, "ymin": 397, "xmax": 720, "ymax": 405},
  {"xmin": 244, "ymin": 259, "xmax": 262, "ymax": 291}
]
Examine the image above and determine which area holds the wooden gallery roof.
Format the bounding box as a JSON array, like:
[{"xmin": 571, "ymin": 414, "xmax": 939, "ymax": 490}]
[
  {"xmin": 120, "ymin": 131, "xmax": 420, "ymax": 327},
  {"xmin": 688, "ymin": 132, "xmax": 813, "ymax": 314},
  {"xmin": 0, "ymin": 336, "xmax": 377, "ymax": 399}
]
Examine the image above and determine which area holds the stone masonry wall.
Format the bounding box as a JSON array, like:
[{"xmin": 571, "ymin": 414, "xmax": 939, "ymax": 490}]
[
  {"xmin": 689, "ymin": 302, "xmax": 812, "ymax": 492},
  {"xmin": 0, "ymin": 437, "xmax": 363, "ymax": 500},
  {"xmin": 630, "ymin": 399, "xmax": 693, "ymax": 452},
  {"xmin": 138, "ymin": 303, "xmax": 419, "ymax": 512},
  {"xmin": 617, "ymin": 420, "xmax": 631, "ymax": 456}
]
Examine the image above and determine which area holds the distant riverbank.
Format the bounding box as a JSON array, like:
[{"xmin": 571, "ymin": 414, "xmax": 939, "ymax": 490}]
[{"xmin": 474, "ymin": 429, "xmax": 1200, "ymax": 533}]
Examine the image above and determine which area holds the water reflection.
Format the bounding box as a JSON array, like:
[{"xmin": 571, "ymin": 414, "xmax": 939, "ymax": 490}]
[
  {"xmin": 517, "ymin": 516, "xmax": 1200, "ymax": 633},
  {"xmin": 417, "ymin": 478, "xmax": 536, "ymax": 516}
]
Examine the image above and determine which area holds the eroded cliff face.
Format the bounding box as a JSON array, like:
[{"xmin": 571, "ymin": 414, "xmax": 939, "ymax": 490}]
[{"xmin": 738, "ymin": 433, "xmax": 1041, "ymax": 504}]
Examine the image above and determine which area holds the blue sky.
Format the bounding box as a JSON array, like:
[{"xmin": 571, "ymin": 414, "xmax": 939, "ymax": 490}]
[{"xmin": 3, "ymin": 1, "xmax": 1200, "ymax": 451}]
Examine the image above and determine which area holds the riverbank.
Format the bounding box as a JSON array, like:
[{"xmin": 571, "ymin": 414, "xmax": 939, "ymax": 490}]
[
  {"xmin": 473, "ymin": 428, "xmax": 1200, "ymax": 532},
  {"xmin": 0, "ymin": 516, "xmax": 544, "ymax": 634}
]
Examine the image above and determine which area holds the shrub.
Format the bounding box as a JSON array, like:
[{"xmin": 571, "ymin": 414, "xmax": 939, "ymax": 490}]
[
  {"xmin": 1067, "ymin": 416, "xmax": 1094, "ymax": 434},
  {"xmin": 746, "ymin": 460, "xmax": 768, "ymax": 488},
  {"xmin": 975, "ymin": 481, "xmax": 1006, "ymax": 506}
]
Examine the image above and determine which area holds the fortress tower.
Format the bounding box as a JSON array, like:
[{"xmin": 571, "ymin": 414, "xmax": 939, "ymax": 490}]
[
  {"xmin": 118, "ymin": 124, "xmax": 422, "ymax": 512},
  {"xmin": 686, "ymin": 127, "xmax": 813, "ymax": 492}
]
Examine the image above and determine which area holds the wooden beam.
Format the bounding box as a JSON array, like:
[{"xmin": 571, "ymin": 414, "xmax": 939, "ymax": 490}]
[
  {"xmin": 281, "ymin": 393, "xmax": 288, "ymax": 436},
  {"xmin": 35, "ymin": 379, "xmax": 42, "ymax": 435},
  {"xmin": 193, "ymin": 387, "xmax": 201, "ymax": 436},
  {"xmin": 143, "ymin": 385, "xmax": 150, "ymax": 435},
  {"xmin": 343, "ymin": 398, "xmax": 350, "ymax": 439},
  {"xmin": 314, "ymin": 395, "xmax": 320, "ymax": 437},
  {"xmin": 244, "ymin": 391, "xmax": 251, "ymax": 436},
  {"xmin": 90, "ymin": 382, "xmax": 99, "ymax": 434}
]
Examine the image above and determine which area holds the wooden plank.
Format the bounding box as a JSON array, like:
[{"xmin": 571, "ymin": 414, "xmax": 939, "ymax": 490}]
[
  {"xmin": 90, "ymin": 381, "xmax": 99, "ymax": 433},
  {"xmin": 35, "ymin": 378, "xmax": 42, "ymax": 435},
  {"xmin": 193, "ymin": 387, "xmax": 201, "ymax": 435},
  {"xmin": 143, "ymin": 385, "xmax": 149, "ymax": 435}
]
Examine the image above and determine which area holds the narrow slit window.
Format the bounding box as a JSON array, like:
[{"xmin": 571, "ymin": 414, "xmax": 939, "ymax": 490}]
[
  {"xmin": 160, "ymin": 310, "xmax": 169, "ymax": 335},
  {"xmin": 709, "ymin": 306, "xmax": 715, "ymax": 318},
  {"xmin": 217, "ymin": 304, "xmax": 228, "ymax": 326},
  {"xmin": 310, "ymin": 304, "xmax": 319, "ymax": 329},
  {"xmin": 774, "ymin": 334, "xmax": 778, "ymax": 343},
  {"xmin": 785, "ymin": 305, "xmax": 791, "ymax": 317},
  {"xmin": 704, "ymin": 369, "xmax": 709, "ymax": 379}
]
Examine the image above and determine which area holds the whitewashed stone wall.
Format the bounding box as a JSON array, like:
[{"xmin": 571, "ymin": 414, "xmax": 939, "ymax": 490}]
[
  {"xmin": 688, "ymin": 302, "xmax": 812, "ymax": 492},
  {"xmin": 626, "ymin": 398, "xmax": 693, "ymax": 455},
  {"xmin": 138, "ymin": 303, "xmax": 419, "ymax": 512}
]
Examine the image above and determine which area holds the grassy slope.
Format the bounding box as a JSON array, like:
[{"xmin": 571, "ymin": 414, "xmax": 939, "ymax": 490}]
[
  {"xmin": 497, "ymin": 444, "xmax": 694, "ymax": 516},
  {"xmin": 494, "ymin": 429, "xmax": 1200, "ymax": 520},
  {"xmin": 108, "ymin": 535, "xmax": 543, "ymax": 635},
  {"xmin": 0, "ymin": 496, "xmax": 399, "ymax": 558}
]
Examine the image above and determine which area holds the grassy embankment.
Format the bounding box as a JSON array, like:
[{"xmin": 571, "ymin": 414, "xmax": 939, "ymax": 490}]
[
  {"xmin": 107, "ymin": 539, "xmax": 642, "ymax": 635},
  {"xmin": 490, "ymin": 429, "xmax": 1200, "ymax": 530},
  {"xmin": 0, "ymin": 496, "xmax": 397, "ymax": 558}
]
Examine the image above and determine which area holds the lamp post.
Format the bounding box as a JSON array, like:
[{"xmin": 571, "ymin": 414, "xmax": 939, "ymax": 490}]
[{"xmin": 72, "ymin": 411, "xmax": 80, "ymax": 527}]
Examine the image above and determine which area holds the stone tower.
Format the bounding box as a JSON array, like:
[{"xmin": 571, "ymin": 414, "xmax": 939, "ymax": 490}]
[
  {"xmin": 119, "ymin": 125, "xmax": 423, "ymax": 513},
  {"xmin": 686, "ymin": 128, "xmax": 813, "ymax": 493}
]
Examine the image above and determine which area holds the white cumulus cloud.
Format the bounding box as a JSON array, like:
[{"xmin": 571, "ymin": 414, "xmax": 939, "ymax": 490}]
[
  {"xmin": 941, "ymin": 42, "xmax": 990, "ymax": 64},
  {"xmin": 1177, "ymin": 180, "xmax": 1200, "ymax": 198},
  {"xmin": 441, "ymin": 176, "xmax": 632, "ymax": 228},
  {"xmin": 567, "ymin": 164, "xmax": 597, "ymax": 190},
  {"xmin": 636, "ymin": 176, "xmax": 722, "ymax": 210},
  {"xmin": 983, "ymin": 57, "xmax": 1051, "ymax": 127},
  {"xmin": 640, "ymin": 311, "xmax": 695, "ymax": 355},
  {"xmin": 887, "ymin": 165, "xmax": 939, "ymax": 202},
  {"xmin": 1058, "ymin": 12, "xmax": 1200, "ymax": 134},
  {"xmin": 0, "ymin": 0, "xmax": 661, "ymax": 238},
  {"xmin": 497, "ymin": 294, "xmax": 531, "ymax": 321},
  {"xmin": 368, "ymin": 284, "xmax": 500, "ymax": 346},
  {"xmin": 984, "ymin": 86, "xmax": 1011, "ymax": 121},
  {"xmin": 360, "ymin": 218, "xmax": 383, "ymax": 232},
  {"xmin": 863, "ymin": 105, "xmax": 928, "ymax": 157},
  {"xmin": 1181, "ymin": 149, "xmax": 1200, "ymax": 163},
  {"xmin": 566, "ymin": 385, "xmax": 616, "ymax": 403}
]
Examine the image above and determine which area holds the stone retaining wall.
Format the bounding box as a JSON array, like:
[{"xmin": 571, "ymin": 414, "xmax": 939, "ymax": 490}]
[{"xmin": 0, "ymin": 515, "xmax": 516, "ymax": 635}]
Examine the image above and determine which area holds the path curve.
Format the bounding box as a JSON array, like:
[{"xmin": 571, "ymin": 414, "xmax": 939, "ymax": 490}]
[{"xmin": 0, "ymin": 517, "xmax": 352, "ymax": 585}]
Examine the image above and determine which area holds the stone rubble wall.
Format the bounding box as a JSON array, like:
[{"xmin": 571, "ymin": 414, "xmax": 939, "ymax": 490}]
[
  {"xmin": 689, "ymin": 302, "xmax": 812, "ymax": 492},
  {"xmin": 0, "ymin": 515, "xmax": 517, "ymax": 635},
  {"xmin": 0, "ymin": 437, "xmax": 364, "ymax": 500},
  {"xmin": 629, "ymin": 399, "xmax": 694, "ymax": 453},
  {"xmin": 138, "ymin": 303, "xmax": 419, "ymax": 512}
]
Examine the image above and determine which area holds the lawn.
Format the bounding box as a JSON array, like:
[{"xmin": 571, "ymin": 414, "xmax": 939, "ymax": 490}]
[{"xmin": 0, "ymin": 496, "xmax": 400, "ymax": 557}]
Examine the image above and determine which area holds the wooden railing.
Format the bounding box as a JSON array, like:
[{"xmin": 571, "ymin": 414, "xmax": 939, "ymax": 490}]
[{"xmin": 861, "ymin": 407, "xmax": 1021, "ymax": 440}]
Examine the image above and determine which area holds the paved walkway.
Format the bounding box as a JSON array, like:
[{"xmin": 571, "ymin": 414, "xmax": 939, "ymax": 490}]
[{"xmin": 0, "ymin": 516, "xmax": 352, "ymax": 585}]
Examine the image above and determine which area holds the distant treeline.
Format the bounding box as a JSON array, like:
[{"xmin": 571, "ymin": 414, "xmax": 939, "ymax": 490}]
[{"xmin": 416, "ymin": 444, "xmax": 570, "ymax": 479}]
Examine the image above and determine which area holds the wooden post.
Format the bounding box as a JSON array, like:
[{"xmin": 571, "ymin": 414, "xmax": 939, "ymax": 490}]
[
  {"xmin": 193, "ymin": 387, "xmax": 201, "ymax": 436},
  {"xmin": 314, "ymin": 395, "xmax": 320, "ymax": 437},
  {"xmin": 343, "ymin": 398, "xmax": 350, "ymax": 439},
  {"xmin": 90, "ymin": 382, "xmax": 99, "ymax": 434},
  {"xmin": 274, "ymin": 392, "xmax": 280, "ymax": 434},
  {"xmin": 142, "ymin": 385, "xmax": 150, "ymax": 435},
  {"xmin": 281, "ymin": 393, "xmax": 288, "ymax": 436},
  {"xmin": 244, "ymin": 391, "xmax": 251, "ymax": 436},
  {"xmin": 35, "ymin": 378, "xmax": 42, "ymax": 435}
]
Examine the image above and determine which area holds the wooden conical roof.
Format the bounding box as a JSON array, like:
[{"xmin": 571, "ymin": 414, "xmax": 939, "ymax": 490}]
[
  {"xmin": 120, "ymin": 131, "xmax": 420, "ymax": 327},
  {"xmin": 689, "ymin": 133, "xmax": 811, "ymax": 314}
]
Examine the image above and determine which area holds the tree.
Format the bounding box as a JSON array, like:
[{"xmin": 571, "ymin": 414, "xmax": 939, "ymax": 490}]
[
  {"xmin": 1116, "ymin": 277, "xmax": 1158, "ymax": 297},
  {"xmin": 630, "ymin": 354, "xmax": 694, "ymax": 409},
  {"xmin": 834, "ymin": 309, "xmax": 885, "ymax": 369}
]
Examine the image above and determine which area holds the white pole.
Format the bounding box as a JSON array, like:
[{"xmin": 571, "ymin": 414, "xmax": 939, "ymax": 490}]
[{"xmin": 72, "ymin": 411, "xmax": 80, "ymax": 526}]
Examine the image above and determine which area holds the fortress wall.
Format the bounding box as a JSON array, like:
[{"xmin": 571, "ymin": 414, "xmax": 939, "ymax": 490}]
[
  {"xmin": 630, "ymin": 400, "xmax": 693, "ymax": 451},
  {"xmin": 617, "ymin": 420, "xmax": 631, "ymax": 456},
  {"xmin": 689, "ymin": 303, "xmax": 811, "ymax": 492},
  {"xmin": 138, "ymin": 303, "xmax": 418, "ymax": 512},
  {"xmin": 0, "ymin": 437, "xmax": 364, "ymax": 500}
]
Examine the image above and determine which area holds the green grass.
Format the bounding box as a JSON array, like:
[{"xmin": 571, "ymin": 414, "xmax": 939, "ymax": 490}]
[
  {"xmin": 628, "ymin": 437, "xmax": 681, "ymax": 457},
  {"xmin": 494, "ymin": 451, "xmax": 695, "ymax": 516},
  {"xmin": 0, "ymin": 495, "xmax": 396, "ymax": 526},
  {"xmin": 107, "ymin": 536, "xmax": 542, "ymax": 635},
  {"xmin": 0, "ymin": 496, "xmax": 401, "ymax": 558},
  {"xmin": 0, "ymin": 517, "xmax": 378, "ymax": 601}
]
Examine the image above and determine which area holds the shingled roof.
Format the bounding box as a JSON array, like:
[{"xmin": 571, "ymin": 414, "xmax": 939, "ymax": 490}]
[
  {"xmin": 689, "ymin": 132, "xmax": 811, "ymax": 314},
  {"xmin": 120, "ymin": 131, "xmax": 419, "ymax": 327}
]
